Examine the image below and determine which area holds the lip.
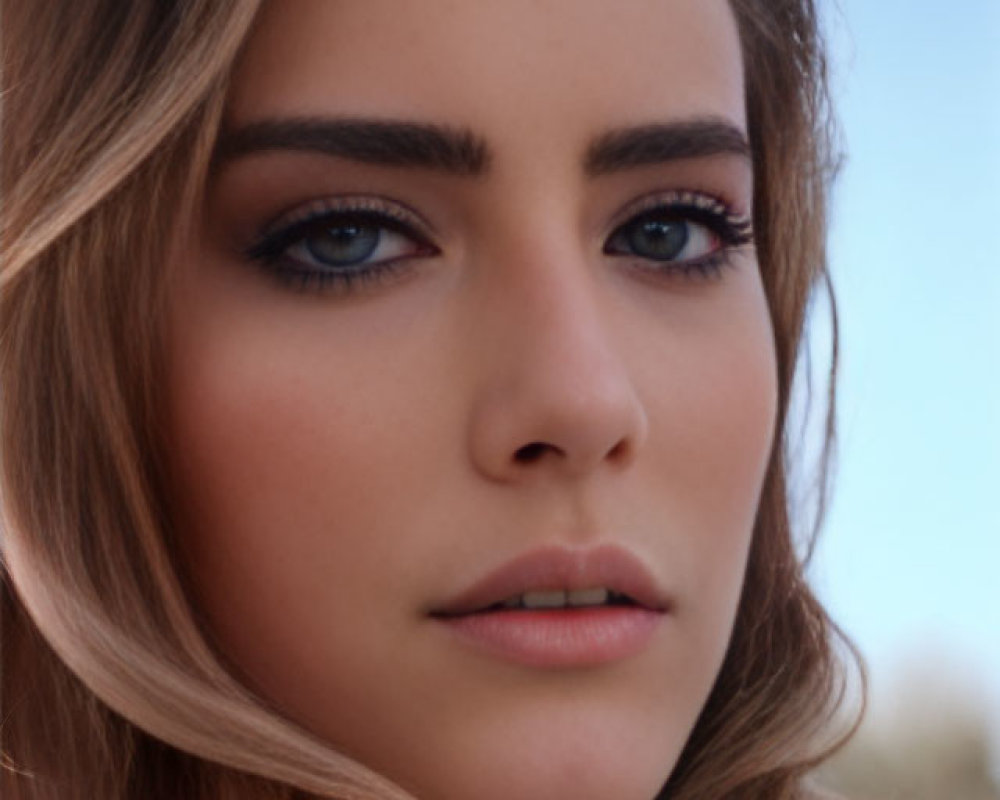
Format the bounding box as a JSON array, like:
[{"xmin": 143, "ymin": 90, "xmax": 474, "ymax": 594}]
[
  {"xmin": 429, "ymin": 544, "xmax": 670, "ymax": 668},
  {"xmin": 431, "ymin": 543, "xmax": 671, "ymax": 616}
]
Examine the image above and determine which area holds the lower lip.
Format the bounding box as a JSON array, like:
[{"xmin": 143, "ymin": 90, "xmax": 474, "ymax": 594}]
[{"xmin": 435, "ymin": 606, "xmax": 663, "ymax": 668}]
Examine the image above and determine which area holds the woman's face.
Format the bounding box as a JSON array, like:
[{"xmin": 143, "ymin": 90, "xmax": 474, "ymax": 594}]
[{"xmin": 166, "ymin": 1, "xmax": 776, "ymax": 797}]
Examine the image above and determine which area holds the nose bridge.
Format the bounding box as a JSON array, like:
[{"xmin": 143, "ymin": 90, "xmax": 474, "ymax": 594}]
[
  {"xmin": 475, "ymin": 182, "xmax": 613, "ymax": 367},
  {"xmin": 465, "ymin": 225, "xmax": 649, "ymax": 483},
  {"xmin": 507, "ymin": 248, "xmax": 623, "ymax": 401}
]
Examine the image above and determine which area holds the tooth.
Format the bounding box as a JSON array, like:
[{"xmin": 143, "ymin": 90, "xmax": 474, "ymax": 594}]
[
  {"xmin": 521, "ymin": 590, "xmax": 567, "ymax": 609},
  {"xmin": 567, "ymin": 588, "xmax": 609, "ymax": 607}
]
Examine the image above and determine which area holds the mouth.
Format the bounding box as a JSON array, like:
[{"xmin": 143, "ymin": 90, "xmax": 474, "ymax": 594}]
[
  {"xmin": 430, "ymin": 542, "xmax": 669, "ymax": 617},
  {"xmin": 475, "ymin": 587, "xmax": 639, "ymax": 612},
  {"xmin": 429, "ymin": 544, "xmax": 670, "ymax": 668}
]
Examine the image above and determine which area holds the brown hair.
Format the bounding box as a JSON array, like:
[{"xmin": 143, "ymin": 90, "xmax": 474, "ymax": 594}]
[{"xmin": 0, "ymin": 1, "xmax": 862, "ymax": 798}]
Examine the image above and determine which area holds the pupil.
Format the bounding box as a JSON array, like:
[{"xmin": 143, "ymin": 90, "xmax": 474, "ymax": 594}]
[
  {"xmin": 306, "ymin": 222, "xmax": 380, "ymax": 266},
  {"xmin": 628, "ymin": 217, "xmax": 688, "ymax": 261}
]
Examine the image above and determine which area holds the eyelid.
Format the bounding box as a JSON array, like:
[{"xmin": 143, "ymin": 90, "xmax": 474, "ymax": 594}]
[
  {"xmin": 254, "ymin": 194, "xmax": 438, "ymax": 247},
  {"xmin": 607, "ymin": 189, "xmax": 752, "ymax": 238}
]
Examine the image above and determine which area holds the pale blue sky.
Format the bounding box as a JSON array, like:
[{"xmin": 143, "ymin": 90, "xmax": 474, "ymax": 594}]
[{"xmin": 808, "ymin": 0, "xmax": 1000, "ymax": 725}]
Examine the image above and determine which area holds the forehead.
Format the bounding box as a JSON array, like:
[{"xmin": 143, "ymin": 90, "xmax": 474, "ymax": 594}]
[{"xmin": 228, "ymin": 0, "xmax": 746, "ymax": 140}]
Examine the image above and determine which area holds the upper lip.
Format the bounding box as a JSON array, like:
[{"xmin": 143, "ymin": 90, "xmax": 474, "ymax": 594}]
[{"xmin": 431, "ymin": 543, "xmax": 671, "ymax": 616}]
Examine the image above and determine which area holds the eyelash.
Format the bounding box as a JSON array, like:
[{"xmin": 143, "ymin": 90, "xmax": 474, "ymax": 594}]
[
  {"xmin": 604, "ymin": 190, "xmax": 754, "ymax": 281},
  {"xmin": 245, "ymin": 197, "xmax": 438, "ymax": 295},
  {"xmin": 244, "ymin": 191, "xmax": 753, "ymax": 295}
]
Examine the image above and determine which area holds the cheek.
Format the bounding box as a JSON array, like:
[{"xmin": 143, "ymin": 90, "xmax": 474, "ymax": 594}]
[
  {"xmin": 162, "ymin": 281, "xmax": 436, "ymax": 698},
  {"xmin": 655, "ymin": 303, "xmax": 776, "ymax": 532},
  {"xmin": 165, "ymin": 246, "xmax": 441, "ymax": 554},
  {"xmin": 630, "ymin": 276, "xmax": 777, "ymax": 661}
]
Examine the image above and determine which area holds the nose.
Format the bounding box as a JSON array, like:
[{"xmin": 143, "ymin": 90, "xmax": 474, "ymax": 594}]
[{"xmin": 465, "ymin": 244, "xmax": 649, "ymax": 484}]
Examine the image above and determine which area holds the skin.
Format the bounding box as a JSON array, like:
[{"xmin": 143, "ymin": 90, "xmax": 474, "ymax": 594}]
[{"xmin": 166, "ymin": 1, "xmax": 777, "ymax": 798}]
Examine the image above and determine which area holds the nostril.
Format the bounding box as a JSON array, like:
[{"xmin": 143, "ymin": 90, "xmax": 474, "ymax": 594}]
[
  {"xmin": 514, "ymin": 438, "xmax": 631, "ymax": 466},
  {"xmin": 607, "ymin": 440, "xmax": 629, "ymax": 461},
  {"xmin": 514, "ymin": 442, "xmax": 553, "ymax": 463}
]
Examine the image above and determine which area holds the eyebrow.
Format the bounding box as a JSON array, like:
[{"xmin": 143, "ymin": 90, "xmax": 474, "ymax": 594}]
[
  {"xmin": 213, "ymin": 116, "xmax": 750, "ymax": 176},
  {"xmin": 584, "ymin": 119, "xmax": 751, "ymax": 175},
  {"xmin": 214, "ymin": 118, "xmax": 489, "ymax": 175}
]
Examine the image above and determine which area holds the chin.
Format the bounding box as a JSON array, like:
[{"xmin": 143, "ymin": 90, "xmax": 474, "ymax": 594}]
[
  {"xmin": 411, "ymin": 746, "xmax": 674, "ymax": 800},
  {"xmin": 383, "ymin": 700, "xmax": 685, "ymax": 800}
]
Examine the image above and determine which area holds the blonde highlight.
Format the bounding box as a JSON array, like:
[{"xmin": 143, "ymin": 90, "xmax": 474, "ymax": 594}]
[{"xmin": 2, "ymin": 1, "xmax": 410, "ymax": 797}]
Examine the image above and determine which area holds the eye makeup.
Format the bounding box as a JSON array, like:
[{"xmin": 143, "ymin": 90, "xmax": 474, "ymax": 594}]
[
  {"xmin": 242, "ymin": 188, "xmax": 753, "ymax": 296},
  {"xmin": 244, "ymin": 195, "xmax": 440, "ymax": 294},
  {"xmin": 603, "ymin": 189, "xmax": 754, "ymax": 281}
]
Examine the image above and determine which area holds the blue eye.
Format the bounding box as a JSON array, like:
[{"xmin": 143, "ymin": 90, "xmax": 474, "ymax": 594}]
[
  {"xmin": 246, "ymin": 201, "xmax": 438, "ymax": 293},
  {"xmin": 285, "ymin": 215, "xmax": 421, "ymax": 269},
  {"xmin": 604, "ymin": 193, "xmax": 753, "ymax": 279},
  {"xmin": 610, "ymin": 213, "xmax": 709, "ymax": 262}
]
